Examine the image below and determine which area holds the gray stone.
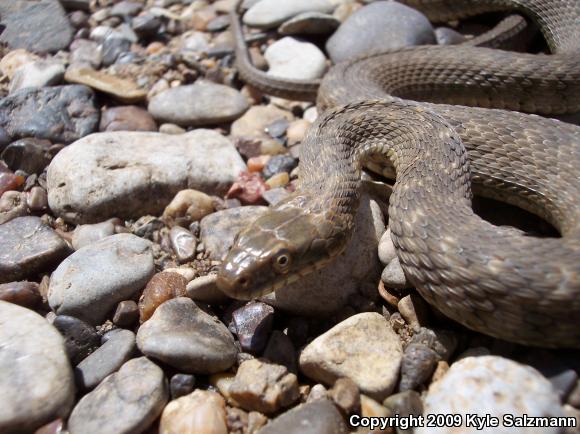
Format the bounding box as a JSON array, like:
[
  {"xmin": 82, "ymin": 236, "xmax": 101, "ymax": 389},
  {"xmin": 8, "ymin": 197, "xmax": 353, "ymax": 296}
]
[
  {"xmin": 137, "ymin": 297, "xmax": 238, "ymax": 374},
  {"xmin": 265, "ymin": 37, "xmax": 326, "ymax": 80},
  {"xmin": 47, "ymin": 130, "xmax": 247, "ymax": 223},
  {"xmin": 200, "ymin": 206, "xmax": 269, "ymax": 260},
  {"xmin": 0, "ymin": 216, "xmax": 70, "ymax": 283},
  {"xmin": 381, "ymin": 256, "xmax": 411, "ymax": 289},
  {"xmin": 243, "ymin": 0, "xmax": 334, "ymax": 29},
  {"xmin": 279, "ymin": 12, "xmax": 340, "ymax": 35},
  {"xmin": 417, "ymin": 356, "xmax": 564, "ymax": 434},
  {"xmin": 68, "ymin": 357, "xmax": 168, "ymax": 434},
  {"xmin": 9, "ymin": 61, "xmax": 65, "ymax": 93},
  {"xmin": 0, "ymin": 0, "xmax": 73, "ymax": 54},
  {"xmin": 69, "ymin": 39, "xmax": 103, "ymax": 68},
  {"xmin": 326, "ymin": 1, "xmax": 435, "ymax": 63},
  {"xmin": 53, "ymin": 315, "xmax": 101, "ymax": 365},
  {"xmin": 186, "ymin": 274, "xmax": 229, "ymax": 304},
  {"xmin": 71, "ymin": 219, "xmax": 118, "ymax": 250},
  {"xmin": 0, "ymin": 301, "xmax": 75, "ymax": 433},
  {"xmin": 299, "ymin": 312, "xmax": 403, "ymax": 401},
  {"xmin": 0, "ymin": 85, "xmax": 99, "ymax": 143},
  {"xmin": 435, "ymin": 27, "xmax": 467, "ymax": 45},
  {"xmin": 148, "ymin": 80, "xmax": 249, "ymax": 127},
  {"xmin": 48, "ymin": 234, "xmax": 154, "ymax": 325},
  {"xmin": 170, "ymin": 373, "xmax": 196, "ymax": 400},
  {"xmin": 232, "ymin": 301, "xmax": 275, "ymax": 354},
  {"xmin": 399, "ymin": 343, "xmax": 439, "ymax": 391},
  {"xmin": 257, "ymin": 400, "xmax": 348, "ymax": 434},
  {"xmin": 75, "ymin": 329, "xmax": 136, "ymax": 390},
  {"xmin": 378, "ymin": 227, "xmax": 397, "ymax": 265}
]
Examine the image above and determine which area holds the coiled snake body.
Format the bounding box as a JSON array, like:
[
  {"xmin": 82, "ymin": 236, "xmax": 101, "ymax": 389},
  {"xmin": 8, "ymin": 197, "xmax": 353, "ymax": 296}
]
[{"xmin": 217, "ymin": 0, "xmax": 580, "ymax": 348}]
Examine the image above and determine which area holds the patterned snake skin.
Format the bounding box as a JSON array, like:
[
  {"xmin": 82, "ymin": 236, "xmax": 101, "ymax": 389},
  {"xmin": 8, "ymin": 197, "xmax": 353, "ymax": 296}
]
[{"xmin": 217, "ymin": 0, "xmax": 580, "ymax": 347}]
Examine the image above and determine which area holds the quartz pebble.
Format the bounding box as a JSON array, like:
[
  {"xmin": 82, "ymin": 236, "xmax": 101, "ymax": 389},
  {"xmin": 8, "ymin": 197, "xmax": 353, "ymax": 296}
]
[
  {"xmin": 265, "ymin": 37, "xmax": 327, "ymax": 80},
  {"xmin": 170, "ymin": 226, "xmax": 197, "ymax": 262},
  {"xmin": 138, "ymin": 271, "xmax": 188, "ymax": 323},
  {"xmin": 160, "ymin": 390, "xmax": 228, "ymax": 434}
]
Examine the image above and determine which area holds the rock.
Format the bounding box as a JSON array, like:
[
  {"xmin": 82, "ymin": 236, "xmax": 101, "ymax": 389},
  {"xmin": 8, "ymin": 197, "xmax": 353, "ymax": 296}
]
[
  {"xmin": 409, "ymin": 328, "xmax": 457, "ymax": 362},
  {"xmin": 398, "ymin": 294, "xmax": 430, "ymax": 330},
  {"xmin": 0, "ymin": 191, "xmax": 27, "ymax": 224},
  {"xmin": 137, "ymin": 297, "xmax": 238, "ymax": 374},
  {"xmin": 69, "ymin": 39, "xmax": 102, "ymax": 68},
  {"xmin": 0, "ymin": 216, "xmax": 69, "ymax": 283},
  {"xmin": 0, "ymin": 280, "xmax": 41, "ymax": 309},
  {"xmin": 299, "ymin": 312, "xmax": 403, "ymax": 400},
  {"xmin": 229, "ymin": 359, "xmax": 299, "ymax": 414},
  {"xmin": 75, "ymin": 329, "xmax": 136, "ymax": 390},
  {"xmin": 148, "ymin": 80, "xmax": 249, "ymax": 127},
  {"xmin": 0, "ymin": 301, "xmax": 75, "ymax": 433},
  {"xmin": 243, "ymin": 0, "xmax": 334, "ymax": 29},
  {"xmin": 330, "ymin": 377, "xmax": 361, "ymax": 415},
  {"xmin": 52, "ymin": 315, "xmax": 101, "ymax": 365},
  {"xmin": 287, "ymin": 119, "xmax": 311, "ymax": 146},
  {"xmin": 435, "ymin": 27, "xmax": 467, "ymax": 45},
  {"xmin": 186, "ymin": 274, "xmax": 229, "ymax": 304},
  {"xmin": 170, "ymin": 374, "xmax": 196, "ymax": 400},
  {"xmin": 263, "ymin": 187, "xmax": 291, "ymax": 206},
  {"xmin": 27, "ymin": 186, "xmax": 49, "ymax": 212},
  {"xmin": 0, "ymin": 49, "xmax": 41, "ymax": 79},
  {"xmin": 48, "ymin": 234, "xmax": 154, "ymax": 325},
  {"xmin": 232, "ymin": 301, "xmax": 275, "ymax": 354},
  {"xmin": 264, "ymin": 37, "xmax": 326, "ymax": 81},
  {"xmin": 257, "ymin": 400, "xmax": 348, "ymax": 434},
  {"xmin": 9, "ymin": 61, "xmax": 65, "ymax": 93},
  {"xmin": 112, "ymin": 300, "xmax": 139, "ymax": 326},
  {"xmin": 47, "ymin": 130, "xmax": 247, "ymax": 223},
  {"xmin": 71, "ymin": 218, "xmax": 118, "ymax": 250},
  {"xmin": 68, "ymin": 357, "xmax": 168, "ymax": 434},
  {"xmin": 263, "ymin": 330, "xmax": 297, "ymax": 374},
  {"xmin": 0, "ymin": 0, "xmax": 73, "ymax": 54},
  {"xmin": 326, "ymin": 1, "xmax": 435, "ymax": 63},
  {"xmin": 100, "ymin": 36, "xmax": 132, "ymax": 66},
  {"xmin": 378, "ymin": 228, "xmax": 397, "ymax": 265},
  {"xmin": 160, "ymin": 390, "xmax": 228, "ymax": 434},
  {"xmin": 279, "ymin": 12, "xmax": 340, "ymax": 35},
  {"xmin": 132, "ymin": 14, "xmax": 162, "ymax": 38},
  {"xmin": 0, "ymin": 85, "xmax": 99, "ymax": 143},
  {"xmin": 180, "ymin": 31, "xmax": 211, "ymax": 52},
  {"xmin": 263, "ymin": 155, "xmax": 298, "ymax": 179},
  {"xmin": 1, "ymin": 138, "xmax": 53, "ymax": 174},
  {"xmin": 417, "ymin": 356, "xmax": 564, "ymax": 434},
  {"xmin": 65, "ymin": 67, "xmax": 147, "ymax": 103},
  {"xmin": 162, "ymin": 189, "xmax": 215, "ymax": 226},
  {"xmin": 170, "ymin": 226, "xmax": 197, "ymax": 262},
  {"xmin": 139, "ymin": 271, "xmax": 188, "ymax": 322},
  {"xmin": 381, "ymin": 256, "xmax": 411, "ymax": 289},
  {"xmin": 231, "ymin": 105, "xmax": 294, "ymax": 140},
  {"xmin": 360, "ymin": 394, "xmax": 391, "ymax": 421},
  {"xmin": 200, "ymin": 206, "xmax": 269, "ymax": 260},
  {"xmin": 226, "ymin": 171, "xmax": 269, "ymax": 205},
  {"xmin": 110, "ymin": 1, "xmax": 142, "ymax": 17},
  {"xmin": 399, "ymin": 343, "xmax": 439, "ymax": 391},
  {"xmin": 307, "ymin": 384, "xmax": 328, "ymax": 402},
  {"xmin": 99, "ymin": 105, "xmax": 157, "ymax": 132}
]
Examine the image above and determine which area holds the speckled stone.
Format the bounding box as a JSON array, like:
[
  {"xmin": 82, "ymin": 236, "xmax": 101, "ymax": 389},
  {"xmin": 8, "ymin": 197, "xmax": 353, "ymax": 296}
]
[{"xmin": 52, "ymin": 315, "xmax": 101, "ymax": 365}]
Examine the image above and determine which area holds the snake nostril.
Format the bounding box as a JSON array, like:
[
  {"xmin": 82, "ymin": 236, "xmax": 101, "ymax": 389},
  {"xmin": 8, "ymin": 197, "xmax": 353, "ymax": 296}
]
[{"xmin": 237, "ymin": 275, "xmax": 251, "ymax": 288}]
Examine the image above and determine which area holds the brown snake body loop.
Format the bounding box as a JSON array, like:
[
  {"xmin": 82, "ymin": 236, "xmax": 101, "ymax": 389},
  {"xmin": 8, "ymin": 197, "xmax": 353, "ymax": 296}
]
[{"xmin": 218, "ymin": 0, "xmax": 580, "ymax": 348}]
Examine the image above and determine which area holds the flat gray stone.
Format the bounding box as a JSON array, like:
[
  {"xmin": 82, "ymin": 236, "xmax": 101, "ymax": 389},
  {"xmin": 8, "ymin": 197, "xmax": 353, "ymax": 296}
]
[
  {"xmin": 326, "ymin": 1, "xmax": 435, "ymax": 63},
  {"xmin": 0, "ymin": 85, "xmax": 99, "ymax": 143},
  {"xmin": 0, "ymin": 216, "xmax": 70, "ymax": 284},
  {"xmin": 148, "ymin": 80, "xmax": 249, "ymax": 127},
  {"xmin": 48, "ymin": 234, "xmax": 154, "ymax": 325},
  {"xmin": 68, "ymin": 357, "xmax": 168, "ymax": 434},
  {"xmin": 0, "ymin": 301, "xmax": 75, "ymax": 433},
  {"xmin": 257, "ymin": 400, "xmax": 348, "ymax": 434},
  {"xmin": 137, "ymin": 297, "xmax": 238, "ymax": 374},
  {"xmin": 243, "ymin": 0, "xmax": 334, "ymax": 29},
  {"xmin": 299, "ymin": 312, "xmax": 403, "ymax": 401},
  {"xmin": 47, "ymin": 130, "xmax": 247, "ymax": 223},
  {"xmin": 417, "ymin": 356, "xmax": 564, "ymax": 434},
  {"xmin": 75, "ymin": 329, "xmax": 136, "ymax": 390},
  {"xmin": 265, "ymin": 37, "xmax": 327, "ymax": 80}
]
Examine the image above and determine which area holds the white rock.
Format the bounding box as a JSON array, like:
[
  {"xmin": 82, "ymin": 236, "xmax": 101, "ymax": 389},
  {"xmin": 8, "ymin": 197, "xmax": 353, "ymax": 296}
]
[
  {"xmin": 243, "ymin": 0, "xmax": 334, "ymax": 29},
  {"xmin": 9, "ymin": 61, "xmax": 65, "ymax": 93},
  {"xmin": 265, "ymin": 37, "xmax": 327, "ymax": 80}
]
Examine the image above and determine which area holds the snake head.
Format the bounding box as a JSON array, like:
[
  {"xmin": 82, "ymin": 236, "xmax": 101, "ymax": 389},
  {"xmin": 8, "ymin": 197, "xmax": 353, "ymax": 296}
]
[{"xmin": 216, "ymin": 196, "xmax": 347, "ymax": 300}]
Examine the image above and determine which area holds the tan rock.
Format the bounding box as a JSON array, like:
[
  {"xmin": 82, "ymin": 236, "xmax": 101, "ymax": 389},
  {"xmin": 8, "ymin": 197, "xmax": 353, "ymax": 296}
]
[
  {"xmin": 231, "ymin": 105, "xmax": 294, "ymax": 139},
  {"xmin": 0, "ymin": 49, "xmax": 40, "ymax": 79},
  {"xmin": 139, "ymin": 272, "xmax": 188, "ymax": 323},
  {"xmin": 160, "ymin": 390, "xmax": 227, "ymax": 434},
  {"xmin": 163, "ymin": 189, "xmax": 215, "ymax": 226},
  {"xmin": 65, "ymin": 67, "xmax": 147, "ymax": 103}
]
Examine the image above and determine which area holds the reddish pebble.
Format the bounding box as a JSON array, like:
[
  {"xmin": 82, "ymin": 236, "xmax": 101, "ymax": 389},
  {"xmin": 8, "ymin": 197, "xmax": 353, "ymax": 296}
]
[
  {"xmin": 0, "ymin": 162, "xmax": 25, "ymax": 196},
  {"xmin": 139, "ymin": 271, "xmax": 188, "ymax": 323},
  {"xmin": 0, "ymin": 281, "xmax": 42, "ymax": 309},
  {"xmin": 247, "ymin": 155, "xmax": 271, "ymax": 173},
  {"xmin": 226, "ymin": 172, "xmax": 269, "ymax": 205}
]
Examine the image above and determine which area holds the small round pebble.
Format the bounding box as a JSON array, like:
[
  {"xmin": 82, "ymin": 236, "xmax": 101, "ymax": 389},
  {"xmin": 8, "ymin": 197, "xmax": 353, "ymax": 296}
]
[
  {"xmin": 160, "ymin": 390, "xmax": 228, "ymax": 434},
  {"xmin": 138, "ymin": 271, "xmax": 188, "ymax": 323},
  {"xmin": 170, "ymin": 373, "xmax": 197, "ymax": 400}
]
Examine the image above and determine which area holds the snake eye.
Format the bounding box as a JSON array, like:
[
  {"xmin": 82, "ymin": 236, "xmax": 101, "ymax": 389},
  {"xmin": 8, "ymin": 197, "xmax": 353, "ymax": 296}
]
[{"xmin": 273, "ymin": 250, "xmax": 292, "ymax": 274}]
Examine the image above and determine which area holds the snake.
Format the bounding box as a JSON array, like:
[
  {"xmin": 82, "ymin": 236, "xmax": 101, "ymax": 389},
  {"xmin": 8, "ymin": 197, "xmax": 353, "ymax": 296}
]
[{"xmin": 216, "ymin": 0, "xmax": 580, "ymax": 348}]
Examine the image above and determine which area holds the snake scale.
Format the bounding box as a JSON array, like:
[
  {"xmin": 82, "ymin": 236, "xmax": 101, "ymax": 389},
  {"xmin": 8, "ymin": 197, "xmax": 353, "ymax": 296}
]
[{"xmin": 217, "ymin": 0, "xmax": 580, "ymax": 348}]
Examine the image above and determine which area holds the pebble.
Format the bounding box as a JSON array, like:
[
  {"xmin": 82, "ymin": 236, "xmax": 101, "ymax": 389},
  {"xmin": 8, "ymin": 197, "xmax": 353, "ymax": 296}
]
[
  {"xmin": 137, "ymin": 297, "xmax": 238, "ymax": 374},
  {"xmin": 48, "ymin": 234, "xmax": 154, "ymax": 325},
  {"xmin": 101, "ymin": 36, "xmax": 132, "ymax": 66},
  {"xmin": 162, "ymin": 189, "xmax": 215, "ymax": 226},
  {"xmin": 160, "ymin": 390, "xmax": 228, "ymax": 434},
  {"xmin": 99, "ymin": 105, "xmax": 157, "ymax": 132},
  {"xmin": 27, "ymin": 186, "xmax": 49, "ymax": 211},
  {"xmin": 435, "ymin": 27, "xmax": 467, "ymax": 45},
  {"xmin": 170, "ymin": 373, "xmax": 196, "ymax": 400},
  {"xmin": 307, "ymin": 384, "xmax": 329, "ymax": 402},
  {"xmin": 110, "ymin": 1, "xmax": 143, "ymax": 17},
  {"xmin": 64, "ymin": 67, "xmax": 147, "ymax": 103},
  {"xmin": 381, "ymin": 256, "xmax": 411, "ymax": 289},
  {"xmin": 200, "ymin": 206, "xmax": 268, "ymax": 260},
  {"xmin": 229, "ymin": 359, "xmax": 300, "ymax": 414},
  {"xmin": 279, "ymin": 12, "xmax": 341, "ymax": 35},
  {"xmin": 326, "ymin": 1, "xmax": 436, "ymax": 63},
  {"xmin": 398, "ymin": 293, "xmax": 430, "ymax": 330},
  {"xmin": 186, "ymin": 274, "xmax": 230, "ymax": 304},
  {"xmin": 69, "ymin": 39, "xmax": 103, "ymax": 68},
  {"xmin": 399, "ymin": 343, "xmax": 439, "ymax": 391},
  {"xmin": 262, "ymin": 187, "xmax": 291, "ymax": 206},
  {"xmin": 263, "ymin": 330, "xmax": 298, "ymax": 374},
  {"xmin": 181, "ymin": 31, "xmax": 211, "ymax": 52},
  {"xmin": 47, "ymin": 130, "xmax": 246, "ymax": 223},
  {"xmin": 232, "ymin": 301, "xmax": 275, "ymax": 353},
  {"xmin": 299, "ymin": 312, "xmax": 403, "ymax": 401},
  {"xmin": 148, "ymin": 80, "xmax": 249, "ymax": 127},
  {"xmin": 0, "ymin": 216, "xmax": 70, "ymax": 283},
  {"xmin": 226, "ymin": 171, "xmax": 269, "ymax": 205},
  {"xmin": 330, "ymin": 377, "xmax": 361, "ymax": 415},
  {"xmin": 257, "ymin": 399, "xmax": 348, "ymax": 434},
  {"xmin": 52, "ymin": 315, "xmax": 101, "ymax": 365},
  {"xmin": 0, "ymin": 85, "xmax": 99, "ymax": 143},
  {"xmin": 409, "ymin": 328, "xmax": 457, "ymax": 362},
  {"xmin": 132, "ymin": 14, "xmax": 163, "ymax": 38},
  {"xmin": 112, "ymin": 300, "xmax": 139, "ymax": 326},
  {"xmin": 0, "ymin": 191, "xmax": 27, "ymax": 224},
  {"xmin": 0, "ymin": 49, "xmax": 41, "ymax": 79},
  {"xmin": 287, "ymin": 119, "xmax": 311, "ymax": 146},
  {"xmin": 1, "ymin": 137, "xmax": 53, "ymax": 174},
  {"xmin": 0, "ymin": 280, "xmax": 41, "ymax": 309},
  {"xmin": 243, "ymin": 0, "xmax": 334, "ymax": 29},
  {"xmin": 170, "ymin": 226, "xmax": 197, "ymax": 262},
  {"xmin": 138, "ymin": 271, "xmax": 188, "ymax": 323},
  {"xmin": 378, "ymin": 228, "xmax": 397, "ymax": 265},
  {"xmin": 9, "ymin": 61, "xmax": 65, "ymax": 93},
  {"xmin": 417, "ymin": 356, "xmax": 564, "ymax": 434},
  {"xmin": 248, "ymin": 155, "xmax": 271, "ymax": 172},
  {"xmin": 68, "ymin": 357, "xmax": 168, "ymax": 434},
  {"xmin": 71, "ymin": 218, "xmax": 118, "ymax": 250},
  {"xmin": 263, "ymin": 154, "xmax": 298, "ymax": 179},
  {"xmin": 0, "ymin": 301, "xmax": 75, "ymax": 433},
  {"xmin": 75, "ymin": 329, "xmax": 136, "ymax": 390},
  {"xmin": 231, "ymin": 105, "xmax": 295, "ymax": 141},
  {"xmin": 265, "ymin": 172, "xmax": 289, "ymax": 188},
  {"xmin": 0, "ymin": 0, "xmax": 73, "ymax": 54},
  {"xmin": 265, "ymin": 37, "xmax": 327, "ymax": 80}
]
